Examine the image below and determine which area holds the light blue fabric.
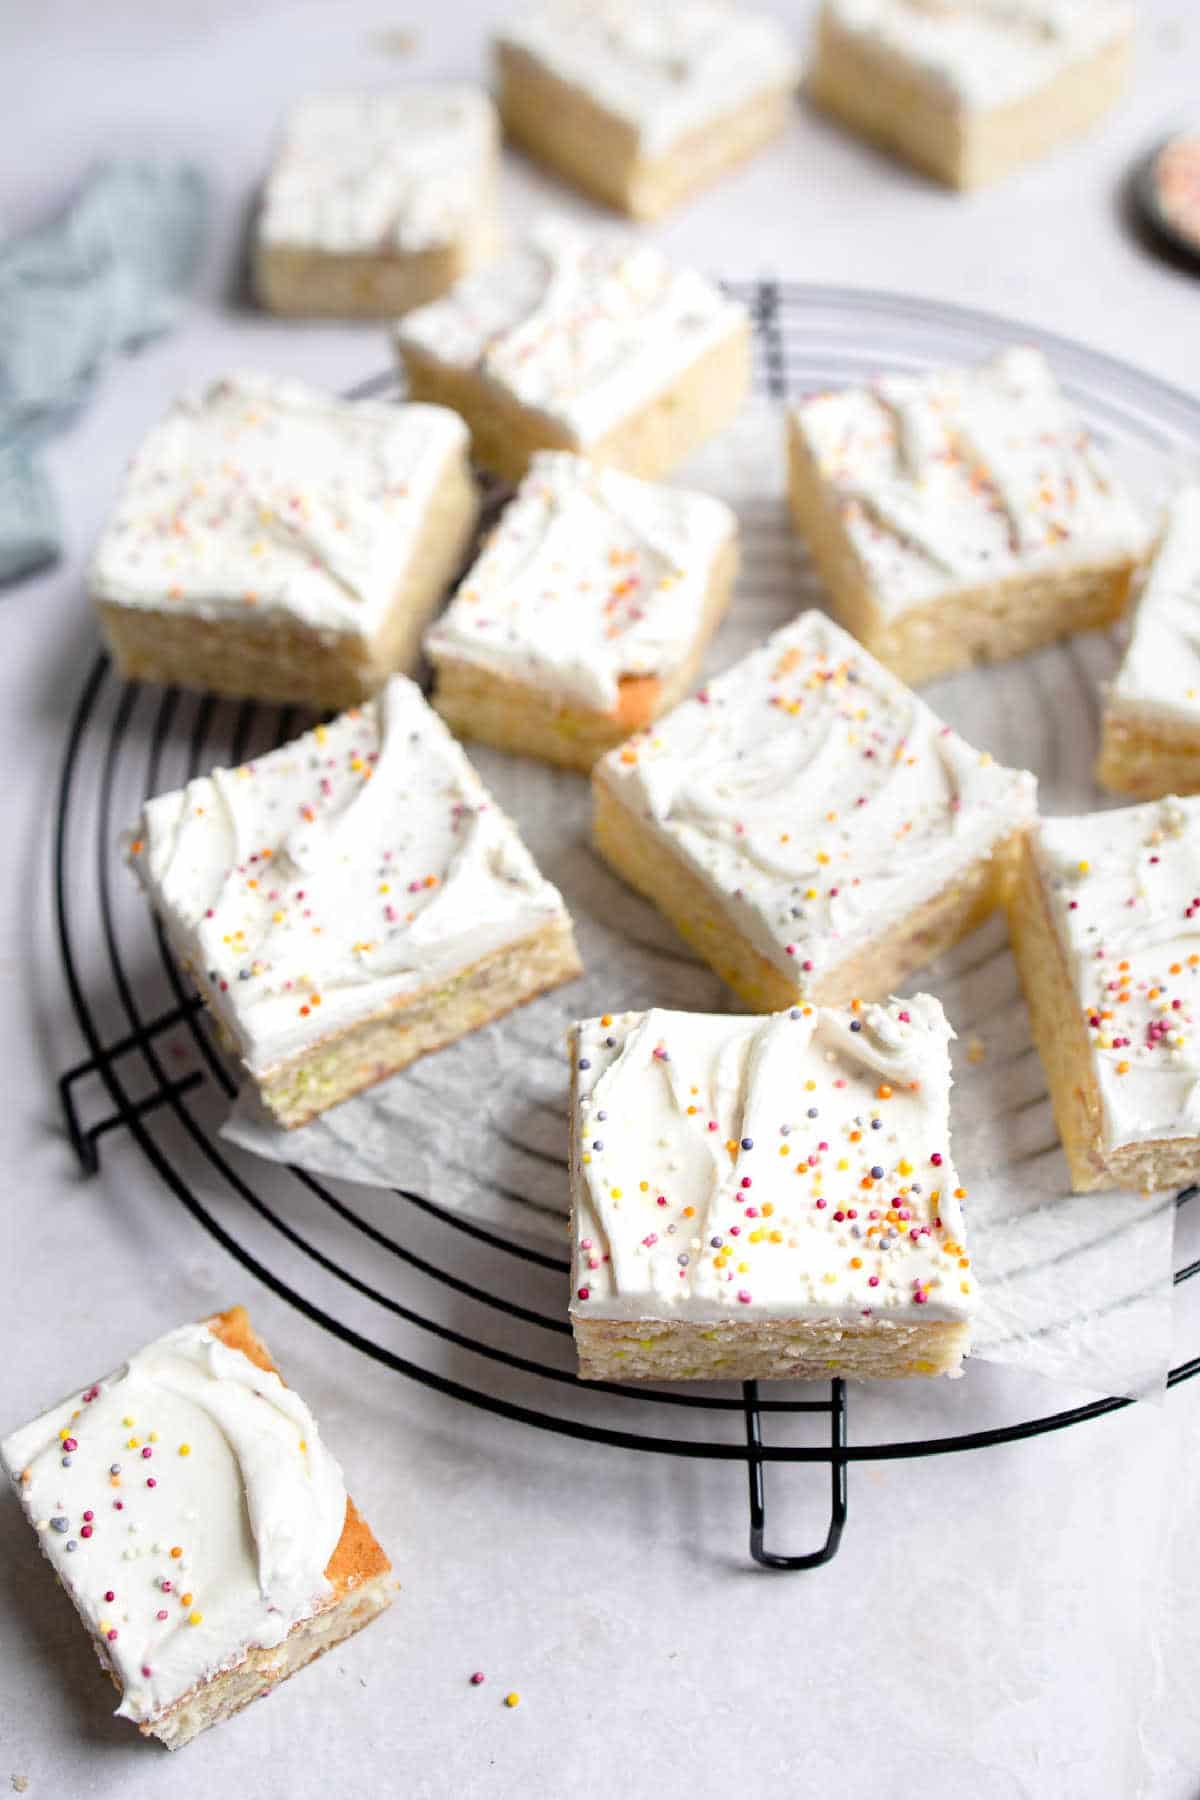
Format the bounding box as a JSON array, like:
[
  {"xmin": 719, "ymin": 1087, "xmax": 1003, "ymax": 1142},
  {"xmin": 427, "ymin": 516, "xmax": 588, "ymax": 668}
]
[{"xmin": 0, "ymin": 160, "xmax": 208, "ymax": 584}]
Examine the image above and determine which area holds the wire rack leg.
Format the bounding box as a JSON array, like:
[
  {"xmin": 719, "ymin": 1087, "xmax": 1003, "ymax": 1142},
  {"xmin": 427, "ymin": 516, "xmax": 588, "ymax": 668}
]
[{"xmin": 743, "ymin": 1380, "xmax": 848, "ymax": 1569}]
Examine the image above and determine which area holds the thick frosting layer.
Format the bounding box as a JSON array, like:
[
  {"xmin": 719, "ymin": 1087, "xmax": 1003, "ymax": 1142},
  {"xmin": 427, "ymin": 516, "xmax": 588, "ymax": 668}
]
[
  {"xmin": 570, "ymin": 997, "xmax": 975, "ymax": 1324},
  {"xmin": 259, "ymin": 86, "xmax": 498, "ymax": 253},
  {"xmin": 1034, "ymin": 795, "xmax": 1200, "ymax": 1153},
  {"xmin": 498, "ymin": 0, "xmax": 799, "ymax": 154},
  {"xmin": 127, "ymin": 676, "xmax": 574, "ymax": 1075},
  {"xmin": 824, "ymin": 0, "xmax": 1133, "ymax": 109},
  {"xmin": 793, "ymin": 346, "xmax": 1147, "ymax": 617},
  {"xmin": 597, "ymin": 609, "xmax": 1036, "ymax": 986},
  {"xmin": 396, "ymin": 217, "xmax": 747, "ymax": 442},
  {"xmin": 1108, "ymin": 487, "xmax": 1200, "ymax": 730},
  {"xmin": 0, "ymin": 1322, "xmax": 346, "ymax": 1726},
  {"xmin": 90, "ymin": 374, "xmax": 469, "ymax": 637},
  {"xmin": 426, "ymin": 451, "xmax": 736, "ymax": 712}
]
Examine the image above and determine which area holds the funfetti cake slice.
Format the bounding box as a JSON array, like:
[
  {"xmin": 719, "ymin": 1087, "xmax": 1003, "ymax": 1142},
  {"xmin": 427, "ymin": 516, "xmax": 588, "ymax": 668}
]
[
  {"xmin": 91, "ymin": 374, "xmax": 479, "ymax": 710},
  {"xmin": 254, "ymin": 85, "xmax": 501, "ymax": 318},
  {"xmin": 787, "ymin": 346, "xmax": 1148, "ymax": 686},
  {"xmin": 0, "ymin": 1307, "xmax": 393, "ymax": 1750},
  {"xmin": 394, "ymin": 217, "xmax": 750, "ymax": 484},
  {"xmin": 1008, "ymin": 794, "xmax": 1200, "ymax": 1194},
  {"xmin": 593, "ymin": 609, "xmax": 1037, "ymax": 1013},
  {"xmin": 807, "ymin": 0, "xmax": 1134, "ymax": 191},
  {"xmin": 1098, "ymin": 488, "xmax": 1200, "ymax": 799},
  {"xmin": 125, "ymin": 675, "xmax": 581, "ymax": 1128},
  {"xmin": 495, "ymin": 0, "xmax": 800, "ymax": 221},
  {"xmin": 426, "ymin": 450, "xmax": 739, "ymax": 770},
  {"xmin": 569, "ymin": 997, "xmax": 977, "ymax": 1381}
]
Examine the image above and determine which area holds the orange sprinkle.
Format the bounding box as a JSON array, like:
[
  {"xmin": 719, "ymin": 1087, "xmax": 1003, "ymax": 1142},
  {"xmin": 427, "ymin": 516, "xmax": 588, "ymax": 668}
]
[{"xmin": 876, "ymin": 1083, "xmax": 893, "ymax": 1101}]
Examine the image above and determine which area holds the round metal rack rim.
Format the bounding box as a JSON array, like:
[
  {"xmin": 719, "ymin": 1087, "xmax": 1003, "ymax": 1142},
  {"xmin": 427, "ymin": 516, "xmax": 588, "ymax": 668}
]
[{"xmin": 52, "ymin": 280, "xmax": 1200, "ymax": 1573}]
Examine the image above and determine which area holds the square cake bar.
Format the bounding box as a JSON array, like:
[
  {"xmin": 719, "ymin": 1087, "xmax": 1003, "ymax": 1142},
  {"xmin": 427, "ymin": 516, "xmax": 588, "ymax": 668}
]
[
  {"xmin": 569, "ymin": 996, "xmax": 976, "ymax": 1381},
  {"xmin": 0, "ymin": 1307, "xmax": 393, "ymax": 1750},
  {"xmin": 807, "ymin": 0, "xmax": 1133, "ymax": 191},
  {"xmin": 395, "ymin": 217, "xmax": 750, "ymax": 484},
  {"xmin": 1008, "ymin": 794, "xmax": 1200, "ymax": 1194},
  {"xmin": 787, "ymin": 346, "xmax": 1148, "ymax": 686},
  {"xmin": 495, "ymin": 0, "xmax": 799, "ymax": 221},
  {"xmin": 1098, "ymin": 487, "xmax": 1200, "ymax": 800},
  {"xmin": 253, "ymin": 86, "xmax": 501, "ymax": 318},
  {"xmin": 92, "ymin": 374, "xmax": 479, "ymax": 710},
  {"xmin": 126, "ymin": 674, "xmax": 581, "ymax": 1128},
  {"xmin": 426, "ymin": 450, "xmax": 739, "ymax": 771},
  {"xmin": 593, "ymin": 609, "xmax": 1036, "ymax": 1013}
]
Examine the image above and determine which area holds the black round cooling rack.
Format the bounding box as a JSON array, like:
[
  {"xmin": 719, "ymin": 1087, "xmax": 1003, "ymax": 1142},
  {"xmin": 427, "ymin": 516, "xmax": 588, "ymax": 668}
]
[{"xmin": 53, "ymin": 283, "xmax": 1200, "ymax": 1571}]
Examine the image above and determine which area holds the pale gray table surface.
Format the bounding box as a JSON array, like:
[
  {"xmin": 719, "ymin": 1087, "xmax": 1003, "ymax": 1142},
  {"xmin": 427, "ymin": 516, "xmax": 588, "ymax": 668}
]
[{"xmin": 2, "ymin": 3, "xmax": 1200, "ymax": 1797}]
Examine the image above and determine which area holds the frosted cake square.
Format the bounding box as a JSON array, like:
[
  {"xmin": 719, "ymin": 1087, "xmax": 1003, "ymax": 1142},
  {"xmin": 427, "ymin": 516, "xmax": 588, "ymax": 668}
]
[
  {"xmin": 125, "ymin": 675, "xmax": 581, "ymax": 1128},
  {"xmin": 394, "ymin": 217, "xmax": 750, "ymax": 484},
  {"xmin": 807, "ymin": 0, "xmax": 1133, "ymax": 191},
  {"xmin": 253, "ymin": 86, "xmax": 500, "ymax": 317},
  {"xmin": 569, "ymin": 997, "xmax": 976, "ymax": 1381},
  {"xmin": 787, "ymin": 347, "xmax": 1147, "ymax": 686},
  {"xmin": 1008, "ymin": 795, "xmax": 1200, "ymax": 1194},
  {"xmin": 426, "ymin": 451, "xmax": 738, "ymax": 771},
  {"xmin": 495, "ymin": 0, "xmax": 800, "ymax": 221},
  {"xmin": 92, "ymin": 374, "xmax": 479, "ymax": 710},
  {"xmin": 0, "ymin": 1307, "xmax": 393, "ymax": 1751},
  {"xmin": 1098, "ymin": 488, "xmax": 1200, "ymax": 799},
  {"xmin": 593, "ymin": 609, "xmax": 1035, "ymax": 1012}
]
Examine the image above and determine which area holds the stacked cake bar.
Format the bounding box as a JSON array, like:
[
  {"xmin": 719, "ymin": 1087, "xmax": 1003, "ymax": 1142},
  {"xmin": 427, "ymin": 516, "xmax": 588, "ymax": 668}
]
[
  {"xmin": 569, "ymin": 996, "xmax": 976, "ymax": 1381},
  {"xmin": 1, "ymin": 1308, "xmax": 392, "ymax": 1749}
]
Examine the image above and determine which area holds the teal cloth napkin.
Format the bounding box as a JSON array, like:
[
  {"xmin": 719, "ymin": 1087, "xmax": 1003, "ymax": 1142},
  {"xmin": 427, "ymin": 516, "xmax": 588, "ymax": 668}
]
[{"xmin": 0, "ymin": 160, "xmax": 208, "ymax": 584}]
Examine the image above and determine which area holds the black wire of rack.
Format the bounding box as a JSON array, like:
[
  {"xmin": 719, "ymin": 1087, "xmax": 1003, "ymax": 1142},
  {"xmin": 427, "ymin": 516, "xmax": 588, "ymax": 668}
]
[{"xmin": 53, "ymin": 282, "xmax": 1200, "ymax": 1572}]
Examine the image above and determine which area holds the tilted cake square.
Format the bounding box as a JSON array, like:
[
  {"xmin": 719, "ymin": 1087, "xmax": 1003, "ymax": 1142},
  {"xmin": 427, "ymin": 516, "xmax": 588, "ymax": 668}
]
[
  {"xmin": 1008, "ymin": 794, "xmax": 1200, "ymax": 1194},
  {"xmin": 92, "ymin": 374, "xmax": 479, "ymax": 709},
  {"xmin": 253, "ymin": 86, "xmax": 501, "ymax": 318},
  {"xmin": 787, "ymin": 346, "xmax": 1147, "ymax": 686},
  {"xmin": 807, "ymin": 0, "xmax": 1133, "ymax": 191},
  {"xmin": 0, "ymin": 1307, "xmax": 393, "ymax": 1750},
  {"xmin": 125, "ymin": 675, "xmax": 581, "ymax": 1128},
  {"xmin": 593, "ymin": 609, "xmax": 1036, "ymax": 1012},
  {"xmin": 426, "ymin": 450, "xmax": 739, "ymax": 771},
  {"xmin": 395, "ymin": 217, "xmax": 750, "ymax": 484},
  {"xmin": 1098, "ymin": 488, "xmax": 1200, "ymax": 800},
  {"xmin": 569, "ymin": 997, "xmax": 977, "ymax": 1381},
  {"xmin": 495, "ymin": 0, "xmax": 800, "ymax": 221}
]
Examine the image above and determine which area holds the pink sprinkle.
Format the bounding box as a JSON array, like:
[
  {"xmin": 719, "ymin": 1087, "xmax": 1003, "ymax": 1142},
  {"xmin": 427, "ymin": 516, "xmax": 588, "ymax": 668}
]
[
  {"xmin": 785, "ymin": 944, "xmax": 796, "ymax": 957},
  {"xmin": 142, "ymin": 1665, "xmax": 153, "ymax": 1678},
  {"xmin": 146, "ymin": 1478, "xmax": 157, "ymax": 1489},
  {"xmin": 642, "ymin": 1234, "xmax": 658, "ymax": 1248},
  {"xmin": 580, "ymin": 1239, "xmax": 593, "ymax": 1251},
  {"xmin": 161, "ymin": 1581, "xmax": 172, "ymax": 1593},
  {"xmin": 737, "ymin": 1290, "xmax": 752, "ymax": 1305},
  {"xmin": 656, "ymin": 1195, "xmax": 667, "ymax": 1207},
  {"xmin": 107, "ymin": 1630, "xmax": 118, "ymax": 1642},
  {"xmin": 576, "ymin": 1286, "xmax": 590, "ymax": 1301},
  {"xmin": 63, "ymin": 1437, "xmax": 77, "ymax": 1452},
  {"xmin": 141, "ymin": 1447, "xmax": 152, "ymax": 1460},
  {"xmin": 868, "ymin": 1276, "xmax": 880, "ymax": 1288},
  {"xmin": 113, "ymin": 1501, "xmax": 124, "ymax": 1511},
  {"xmin": 898, "ymin": 1011, "xmax": 910, "ymax": 1023},
  {"xmin": 913, "ymin": 1290, "xmax": 928, "ymax": 1305},
  {"xmin": 815, "ymin": 1199, "xmax": 827, "ymax": 1210},
  {"xmin": 930, "ymin": 1153, "xmax": 943, "ymax": 1167},
  {"xmin": 82, "ymin": 1510, "xmax": 93, "ymax": 1522},
  {"xmin": 802, "ymin": 960, "xmax": 814, "ymax": 972},
  {"xmin": 833, "ymin": 1210, "xmax": 845, "ymax": 1222},
  {"xmin": 157, "ymin": 1609, "xmax": 169, "ymax": 1621},
  {"xmin": 470, "ymin": 1671, "xmax": 485, "ymax": 1686},
  {"xmin": 80, "ymin": 1525, "xmax": 93, "ymax": 1539},
  {"xmin": 740, "ymin": 1177, "xmax": 752, "ymax": 1190},
  {"xmin": 104, "ymin": 1590, "xmax": 115, "ymax": 1603}
]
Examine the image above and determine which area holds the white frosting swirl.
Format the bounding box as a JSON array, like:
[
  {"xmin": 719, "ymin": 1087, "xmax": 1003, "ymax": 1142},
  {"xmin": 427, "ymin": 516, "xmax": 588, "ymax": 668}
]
[
  {"xmin": 426, "ymin": 450, "xmax": 736, "ymax": 712},
  {"xmin": 571, "ymin": 997, "xmax": 975, "ymax": 1325},
  {"xmin": 497, "ymin": 0, "xmax": 800, "ymax": 154},
  {"xmin": 1108, "ymin": 486, "xmax": 1200, "ymax": 730},
  {"xmin": 127, "ymin": 676, "xmax": 574, "ymax": 1075},
  {"xmin": 792, "ymin": 347, "xmax": 1148, "ymax": 617},
  {"xmin": 258, "ymin": 86, "xmax": 498, "ymax": 254},
  {"xmin": 0, "ymin": 1323, "xmax": 347, "ymax": 1725},
  {"xmin": 596, "ymin": 610, "xmax": 1036, "ymax": 987},
  {"xmin": 395, "ymin": 217, "xmax": 748, "ymax": 443},
  {"xmin": 1033, "ymin": 795, "xmax": 1200, "ymax": 1153},
  {"xmin": 88, "ymin": 374, "xmax": 470, "ymax": 638},
  {"xmin": 823, "ymin": 0, "xmax": 1133, "ymax": 109}
]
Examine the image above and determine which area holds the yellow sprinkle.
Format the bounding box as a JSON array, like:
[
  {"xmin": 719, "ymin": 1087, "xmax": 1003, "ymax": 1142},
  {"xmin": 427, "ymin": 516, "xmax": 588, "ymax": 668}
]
[
  {"xmin": 1076, "ymin": 859, "xmax": 1090, "ymax": 875},
  {"xmin": 126, "ymin": 1437, "xmax": 140, "ymax": 1450},
  {"xmin": 178, "ymin": 1444, "xmax": 191, "ymax": 1457},
  {"xmin": 188, "ymin": 1611, "xmax": 203, "ymax": 1627},
  {"xmin": 505, "ymin": 1692, "xmax": 520, "ymax": 1709},
  {"xmin": 610, "ymin": 1187, "xmax": 622, "ymax": 1199},
  {"xmin": 122, "ymin": 1416, "xmax": 135, "ymax": 1428}
]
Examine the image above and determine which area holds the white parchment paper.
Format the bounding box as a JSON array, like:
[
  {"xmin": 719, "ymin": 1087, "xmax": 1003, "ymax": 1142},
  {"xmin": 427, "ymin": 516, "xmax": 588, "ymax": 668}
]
[{"xmin": 221, "ymin": 396, "xmax": 1180, "ymax": 1402}]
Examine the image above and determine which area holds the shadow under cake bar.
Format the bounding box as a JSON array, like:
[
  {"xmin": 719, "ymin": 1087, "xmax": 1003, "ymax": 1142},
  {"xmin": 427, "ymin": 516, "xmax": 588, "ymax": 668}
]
[
  {"xmin": 91, "ymin": 374, "xmax": 479, "ymax": 710},
  {"xmin": 593, "ymin": 608, "xmax": 1036, "ymax": 1012},
  {"xmin": 787, "ymin": 346, "xmax": 1148, "ymax": 686},
  {"xmin": 124, "ymin": 675, "xmax": 581, "ymax": 1129},
  {"xmin": 807, "ymin": 0, "xmax": 1133, "ymax": 191},
  {"xmin": 494, "ymin": 0, "xmax": 799, "ymax": 221},
  {"xmin": 569, "ymin": 997, "xmax": 976, "ymax": 1381},
  {"xmin": 1098, "ymin": 487, "xmax": 1200, "ymax": 800},
  {"xmin": 253, "ymin": 86, "xmax": 501, "ymax": 318},
  {"xmin": 1008, "ymin": 794, "xmax": 1200, "ymax": 1194},
  {"xmin": 0, "ymin": 1307, "xmax": 393, "ymax": 1750},
  {"xmin": 394, "ymin": 216, "xmax": 750, "ymax": 484},
  {"xmin": 426, "ymin": 450, "xmax": 738, "ymax": 771}
]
